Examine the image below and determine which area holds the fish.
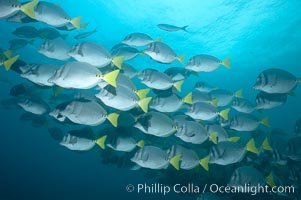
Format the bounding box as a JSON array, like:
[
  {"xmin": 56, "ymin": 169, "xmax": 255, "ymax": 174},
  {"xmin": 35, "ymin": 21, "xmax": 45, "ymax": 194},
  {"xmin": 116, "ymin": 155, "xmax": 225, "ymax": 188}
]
[
  {"xmin": 134, "ymin": 111, "xmax": 177, "ymax": 137},
  {"xmin": 205, "ymin": 124, "xmax": 240, "ymax": 143},
  {"xmin": 68, "ymin": 42, "xmax": 124, "ymax": 69},
  {"xmin": 229, "ymin": 114, "xmax": 270, "ymax": 131},
  {"xmin": 157, "ymin": 24, "xmax": 188, "ymax": 32},
  {"xmin": 19, "ymin": 112, "xmax": 48, "ymax": 127},
  {"xmin": 253, "ymin": 68, "xmax": 300, "ymax": 94},
  {"xmin": 18, "ymin": 96, "xmax": 50, "ymax": 115},
  {"xmin": 38, "ymin": 39, "xmax": 71, "ymax": 61},
  {"xmin": 185, "ymin": 102, "xmax": 230, "ymax": 121},
  {"xmin": 209, "ymin": 89, "xmax": 243, "ymax": 107},
  {"xmin": 38, "ymin": 27, "xmax": 68, "ymax": 40},
  {"xmin": 29, "ymin": 1, "xmax": 82, "ymax": 30},
  {"xmin": 255, "ymin": 91, "xmax": 287, "ymax": 110},
  {"xmin": 194, "ymin": 81, "xmax": 218, "ymax": 93},
  {"xmin": 231, "ymin": 97, "xmax": 256, "ymax": 113},
  {"xmin": 185, "ymin": 54, "xmax": 231, "ymax": 72},
  {"xmin": 149, "ymin": 92, "xmax": 192, "ymax": 113},
  {"xmin": 74, "ymin": 29, "xmax": 97, "ymax": 40},
  {"xmin": 137, "ymin": 69, "xmax": 184, "ymax": 91},
  {"xmin": 120, "ymin": 63, "xmax": 137, "ymax": 79},
  {"xmin": 111, "ymin": 45, "xmax": 141, "ymax": 61},
  {"xmin": 0, "ymin": 0, "xmax": 38, "ymax": 20},
  {"xmin": 20, "ymin": 64, "xmax": 60, "ymax": 86},
  {"xmin": 6, "ymin": 10, "xmax": 37, "ymax": 23},
  {"xmin": 50, "ymin": 100, "xmax": 119, "ymax": 127},
  {"xmin": 12, "ymin": 26, "xmax": 40, "ymax": 38},
  {"xmin": 287, "ymin": 136, "xmax": 301, "ymax": 161},
  {"xmin": 9, "ymin": 39, "xmax": 34, "ymax": 50},
  {"xmin": 164, "ymin": 67, "xmax": 191, "ymax": 81},
  {"xmin": 121, "ymin": 32, "xmax": 160, "ymax": 47},
  {"xmin": 48, "ymin": 62, "xmax": 120, "ymax": 89},
  {"xmin": 143, "ymin": 42, "xmax": 185, "ymax": 64},
  {"xmin": 131, "ymin": 146, "xmax": 181, "ymax": 170},
  {"xmin": 209, "ymin": 139, "xmax": 259, "ymax": 166},
  {"xmin": 191, "ymin": 91, "xmax": 212, "ymax": 104}
]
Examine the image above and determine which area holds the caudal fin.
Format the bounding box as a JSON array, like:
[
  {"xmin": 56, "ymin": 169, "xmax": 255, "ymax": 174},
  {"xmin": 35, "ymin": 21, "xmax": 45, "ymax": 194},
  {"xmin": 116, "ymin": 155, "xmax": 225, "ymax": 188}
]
[
  {"xmin": 210, "ymin": 98, "xmax": 219, "ymax": 107},
  {"xmin": 20, "ymin": 0, "xmax": 39, "ymax": 19},
  {"xmin": 71, "ymin": 16, "xmax": 82, "ymax": 30},
  {"xmin": 182, "ymin": 25, "xmax": 189, "ymax": 32},
  {"xmin": 3, "ymin": 55, "xmax": 19, "ymax": 71},
  {"xmin": 265, "ymin": 172, "xmax": 276, "ymax": 187},
  {"xmin": 222, "ymin": 57, "xmax": 231, "ymax": 69},
  {"xmin": 107, "ymin": 113, "xmax": 119, "ymax": 127},
  {"xmin": 173, "ymin": 80, "xmax": 184, "ymax": 92},
  {"xmin": 228, "ymin": 137, "xmax": 240, "ymax": 142},
  {"xmin": 138, "ymin": 97, "xmax": 152, "ymax": 113},
  {"xmin": 52, "ymin": 86, "xmax": 64, "ymax": 97},
  {"xmin": 136, "ymin": 88, "xmax": 150, "ymax": 99},
  {"xmin": 261, "ymin": 117, "xmax": 270, "ymax": 127},
  {"xmin": 136, "ymin": 140, "xmax": 145, "ymax": 148},
  {"xmin": 199, "ymin": 156, "xmax": 210, "ymax": 171},
  {"xmin": 112, "ymin": 56, "xmax": 124, "ymax": 69},
  {"xmin": 3, "ymin": 50, "xmax": 13, "ymax": 58},
  {"xmin": 169, "ymin": 154, "xmax": 181, "ymax": 170},
  {"xmin": 262, "ymin": 138, "xmax": 273, "ymax": 151},
  {"xmin": 219, "ymin": 108, "xmax": 230, "ymax": 120},
  {"xmin": 102, "ymin": 70, "xmax": 120, "ymax": 87},
  {"xmin": 182, "ymin": 92, "xmax": 192, "ymax": 104},
  {"xmin": 245, "ymin": 138, "xmax": 259, "ymax": 155},
  {"xmin": 209, "ymin": 132, "xmax": 218, "ymax": 144},
  {"xmin": 95, "ymin": 135, "xmax": 107, "ymax": 150},
  {"xmin": 177, "ymin": 55, "xmax": 185, "ymax": 64},
  {"xmin": 234, "ymin": 89, "xmax": 243, "ymax": 98}
]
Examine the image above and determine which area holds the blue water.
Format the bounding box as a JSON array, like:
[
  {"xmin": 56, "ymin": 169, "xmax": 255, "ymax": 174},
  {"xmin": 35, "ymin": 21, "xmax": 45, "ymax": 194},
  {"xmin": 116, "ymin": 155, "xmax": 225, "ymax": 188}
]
[{"xmin": 1, "ymin": 0, "xmax": 301, "ymax": 200}]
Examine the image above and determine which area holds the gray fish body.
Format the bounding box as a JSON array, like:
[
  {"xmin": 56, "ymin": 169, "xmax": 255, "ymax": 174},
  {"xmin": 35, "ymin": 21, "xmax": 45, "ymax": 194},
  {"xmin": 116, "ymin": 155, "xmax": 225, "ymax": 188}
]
[
  {"xmin": 134, "ymin": 111, "xmax": 176, "ymax": 137},
  {"xmin": 144, "ymin": 42, "xmax": 179, "ymax": 64},
  {"xmin": 167, "ymin": 145, "xmax": 199, "ymax": 170},
  {"xmin": 48, "ymin": 62, "xmax": 101, "ymax": 89},
  {"xmin": 131, "ymin": 146, "xmax": 169, "ymax": 169},
  {"xmin": 122, "ymin": 33, "xmax": 155, "ymax": 47},
  {"xmin": 18, "ymin": 97, "xmax": 50, "ymax": 115},
  {"xmin": 255, "ymin": 92, "xmax": 287, "ymax": 110},
  {"xmin": 205, "ymin": 124, "xmax": 229, "ymax": 142},
  {"xmin": 111, "ymin": 46, "xmax": 140, "ymax": 61},
  {"xmin": 107, "ymin": 135, "xmax": 138, "ymax": 152},
  {"xmin": 185, "ymin": 54, "xmax": 221, "ymax": 72},
  {"xmin": 231, "ymin": 98, "xmax": 255, "ymax": 113},
  {"xmin": 121, "ymin": 64, "xmax": 137, "ymax": 79},
  {"xmin": 185, "ymin": 102, "xmax": 218, "ymax": 121},
  {"xmin": 230, "ymin": 114, "xmax": 262, "ymax": 131},
  {"xmin": 253, "ymin": 68, "xmax": 299, "ymax": 94},
  {"xmin": 68, "ymin": 42, "xmax": 111, "ymax": 67},
  {"xmin": 60, "ymin": 134, "xmax": 95, "ymax": 151},
  {"xmin": 20, "ymin": 64, "xmax": 60, "ymax": 86},
  {"xmin": 0, "ymin": 0, "xmax": 20, "ymax": 19},
  {"xmin": 175, "ymin": 120, "xmax": 209, "ymax": 144},
  {"xmin": 137, "ymin": 69, "xmax": 173, "ymax": 90},
  {"xmin": 150, "ymin": 93, "xmax": 183, "ymax": 113},
  {"xmin": 209, "ymin": 142, "xmax": 246, "ymax": 165},
  {"xmin": 194, "ymin": 81, "xmax": 218, "ymax": 93},
  {"xmin": 192, "ymin": 91, "xmax": 211, "ymax": 104},
  {"xmin": 157, "ymin": 24, "xmax": 188, "ymax": 32},
  {"xmin": 209, "ymin": 89, "xmax": 234, "ymax": 107},
  {"xmin": 59, "ymin": 100, "xmax": 107, "ymax": 126},
  {"xmin": 164, "ymin": 67, "xmax": 191, "ymax": 81},
  {"xmin": 39, "ymin": 39, "xmax": 71, "ymax": 61},
  {"xmin": 12, "ymin": 26, "xmax": 40, "ymax": 38},
  {"xmin": 228, "ymin": 166, "xmax": 265, "ymax": 187}
]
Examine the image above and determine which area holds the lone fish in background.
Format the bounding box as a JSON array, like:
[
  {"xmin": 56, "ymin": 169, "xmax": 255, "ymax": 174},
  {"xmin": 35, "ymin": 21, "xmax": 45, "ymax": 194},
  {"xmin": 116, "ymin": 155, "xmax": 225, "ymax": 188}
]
[
  {"xmin": 74, "ymin": 29, "xmax": 97, "ymax": 40},
  {"xmin": 254, "ymin": 68, "xmax": 300, "ymax": 94},
  {"xmin": 185, "ymin": 54, "xmax": 231, "ymax": 72},
  {"xmin": 157, "ymin": 24, "xmax": 188, "ymax": 32},
  {"xmin": 12, "ymin": 26, "xmax": 40, "ymax": 38},
  {"xmin": 143, "ymin": 42, "xmax": 185, "ymax": 64},
  {"xmin": 38, "ymin": 39, "xmax": 71, "ymax": 61},
  {"xmin": 121, "ymin": 32, "xmax": 160, "ymax": 47}
]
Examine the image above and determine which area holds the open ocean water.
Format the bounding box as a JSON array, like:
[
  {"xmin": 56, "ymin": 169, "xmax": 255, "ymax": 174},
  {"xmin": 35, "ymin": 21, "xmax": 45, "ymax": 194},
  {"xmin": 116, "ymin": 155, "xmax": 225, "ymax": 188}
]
[{"xmin": 0, "ymin": 0, "xmax": 301, "ymax": 200}]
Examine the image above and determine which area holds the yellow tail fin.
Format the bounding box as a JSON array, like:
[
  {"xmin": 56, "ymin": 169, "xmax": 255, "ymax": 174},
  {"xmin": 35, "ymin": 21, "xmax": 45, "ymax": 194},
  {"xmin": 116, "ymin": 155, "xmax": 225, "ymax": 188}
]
[
  {"xmin": 136, "ymin": 140, "xmax": 145, "ymax": 148},
  {"xmin": 265, "ymin": 172, "xmax": 275, "ymax": 187},
  {"xmin": 3, "ymin": 50, "xmax": 13, "ymax": 58},
  {"xmin": 112, "ymin": 56, "xmax": 124, "ymax": 69},
  {"xmin": 209, "ymin": 132, "xmax": 218, "ymax": 144},
  {"xmin": 210, "ymin": 98, "xmax": 219, "ymax": 107},
  {"xmin": 70, "ymin": 16, "xmax": 82, "ymax": 30},
  {"xmin": 199, "ymin": 156, "xmax": 210, "ymax": 171},
  {"xmin": 136, "ymin": 88, "xmax": 150, "ymax": 99},
  {"xmin": 3, "ymin": 55, "xmax": 19, "ymax": 71},
  {"xmin": 52, "ymin": 86, "xmax": 64, "ymax": 97},
  {"xmin": 102, "ymin": 70, "xmax": 120, "ymax": 87},
  {"xmin": 177, "ymin": 55, "xmax": 185, "ymax": 64},
  {"xmin": 219, "ymin": 108, "xmax": 230, "ymax": 120},
  {"xmin": 222, "ymin": 57, "xmax": 231, "ymax": 69},
  {"xmin": 228, "ymin": 137, "xmax": 240, "ymax": 142},
  {"xmin": 169, "ymin": 154, "xmax": 181, "ymax": 170},
  {"xmin": 138, "ymin": 97, "xmax": 152, "ymax": 113},
  {"xmin": 234, "ymin": 89, "xmax": 243, "ymax": 98},
  {"xmin": 20, "ymin": 0, "xmax": 39, "ymax": 19},
  {"xmin": 182, "ymin": 92, "xmax": 192, "ymax": 104},
  {"xmin": 107, "ymin": 113, "xmax": 119, "ymax": 127},
  {"xmin": 96, "ymin": 135, "xmax": 107, "ymax": 150},
  {"xmin": 173, "ymin": 80, "xmax": 184, "ymax": 92},
  {"xmin": 261, "ymin": 117, "xmax": 270, "ymax": 127},
  {"xmin": 154, "ymin": 38, "xmax": 162, "ymax": 42},
  {"xmin": 80, "ymin": 23, "xmax": 89, "ymax": 29},
  {"xmin": 246, "ymin": 138, "xmax": 259, "ymax": 155},
  {"xmin": 262, "ymin": 138, "xmax": 273, "ymax": 151}
]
